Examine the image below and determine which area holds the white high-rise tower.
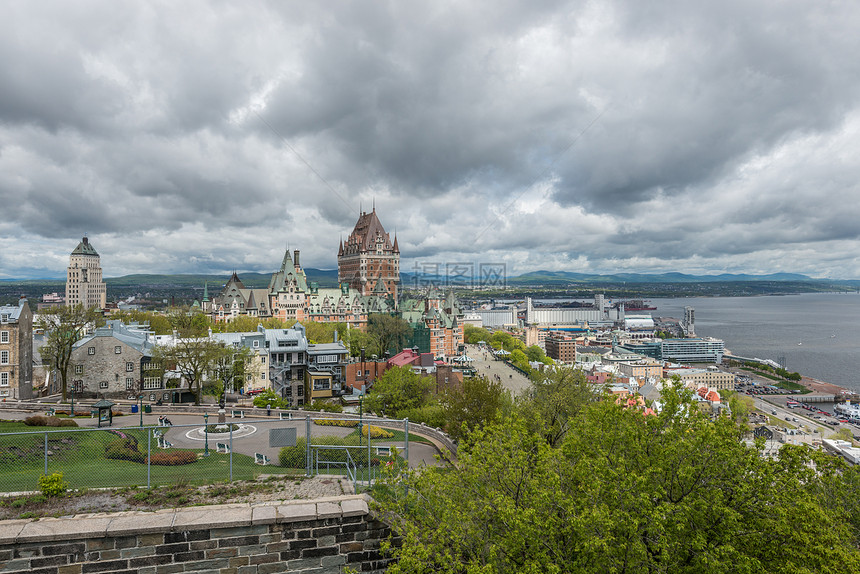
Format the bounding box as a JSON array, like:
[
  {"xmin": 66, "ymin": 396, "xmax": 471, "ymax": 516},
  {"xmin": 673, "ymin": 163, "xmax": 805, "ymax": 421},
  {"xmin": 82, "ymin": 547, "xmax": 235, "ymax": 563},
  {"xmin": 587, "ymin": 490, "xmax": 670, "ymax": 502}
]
[{"xmin": 65, "ymin": 237, "xmax": 106, "ymax": 310}]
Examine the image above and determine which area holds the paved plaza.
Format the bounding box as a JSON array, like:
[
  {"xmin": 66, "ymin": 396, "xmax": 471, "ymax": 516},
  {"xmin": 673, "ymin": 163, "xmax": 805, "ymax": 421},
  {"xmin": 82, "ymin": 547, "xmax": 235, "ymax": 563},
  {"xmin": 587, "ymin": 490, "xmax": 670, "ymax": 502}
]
[{"xmin": 465, "ymin": 344, "xmax": 533, "ymax": 396}]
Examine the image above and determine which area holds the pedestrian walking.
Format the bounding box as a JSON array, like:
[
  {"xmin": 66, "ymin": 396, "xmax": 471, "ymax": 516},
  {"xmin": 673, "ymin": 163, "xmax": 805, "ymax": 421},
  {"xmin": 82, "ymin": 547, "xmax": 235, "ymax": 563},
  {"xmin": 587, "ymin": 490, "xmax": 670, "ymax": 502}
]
[{"xmin": 266, "ymin": 403, "xmax": 271, "ymax": 417}]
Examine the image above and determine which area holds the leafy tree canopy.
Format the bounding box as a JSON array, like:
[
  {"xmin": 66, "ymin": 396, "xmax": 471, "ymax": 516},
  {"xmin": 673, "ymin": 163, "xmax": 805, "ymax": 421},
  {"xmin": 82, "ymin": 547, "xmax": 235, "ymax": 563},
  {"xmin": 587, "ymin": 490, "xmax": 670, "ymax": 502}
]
[
  {"xmin": 377, "ymin": 381, "xmax": 860, "ymax": 573},
  {"xmin": 37, "ymin": 305, "xmax": 104, "ymax": 400},
  {"xmin": 365, "ymin": 365, "xmax": 434, "ymax": 418},
  {"xmin": 368, "ymin": 313, "xmax": 412, "ymax": 356}
]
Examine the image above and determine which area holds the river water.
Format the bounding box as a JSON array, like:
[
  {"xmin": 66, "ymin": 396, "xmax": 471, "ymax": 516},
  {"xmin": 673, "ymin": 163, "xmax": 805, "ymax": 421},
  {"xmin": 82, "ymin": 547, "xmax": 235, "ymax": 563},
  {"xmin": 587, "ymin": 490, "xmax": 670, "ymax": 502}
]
[{"xmin": 645, "ymin": 293, "xmax": 860, "ymax": 392}]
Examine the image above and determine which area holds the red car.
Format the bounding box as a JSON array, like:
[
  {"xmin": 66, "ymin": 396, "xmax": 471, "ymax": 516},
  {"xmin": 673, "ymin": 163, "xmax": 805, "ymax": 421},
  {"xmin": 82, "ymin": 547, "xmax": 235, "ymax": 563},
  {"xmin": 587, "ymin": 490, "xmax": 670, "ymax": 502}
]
[{"xmin": 246, "ymin": 389, "xmax": 265, "ymax": 396}]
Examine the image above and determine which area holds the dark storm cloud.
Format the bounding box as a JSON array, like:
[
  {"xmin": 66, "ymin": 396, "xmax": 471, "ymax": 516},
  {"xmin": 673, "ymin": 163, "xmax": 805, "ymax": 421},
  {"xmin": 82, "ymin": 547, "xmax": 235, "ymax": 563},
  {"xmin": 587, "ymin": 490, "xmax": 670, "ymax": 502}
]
[{"xmin": 1, "ymin": 0, "xmax": 859, "ymax": 279}]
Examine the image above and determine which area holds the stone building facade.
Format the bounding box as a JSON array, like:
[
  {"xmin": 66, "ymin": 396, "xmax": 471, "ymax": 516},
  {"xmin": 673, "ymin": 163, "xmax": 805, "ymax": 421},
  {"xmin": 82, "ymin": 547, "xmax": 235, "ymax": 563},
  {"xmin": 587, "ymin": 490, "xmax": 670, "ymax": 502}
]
[
  {"xmin": 0, "ymin": 299, "xmax": 34, "ymax": 400},
  {"xmin": 65, "ymin": 236, "xmax": 107, "ymax": 310},
  {"xmin": 70, "ymin": 321, "xmax": 155, "ymax": 399}
]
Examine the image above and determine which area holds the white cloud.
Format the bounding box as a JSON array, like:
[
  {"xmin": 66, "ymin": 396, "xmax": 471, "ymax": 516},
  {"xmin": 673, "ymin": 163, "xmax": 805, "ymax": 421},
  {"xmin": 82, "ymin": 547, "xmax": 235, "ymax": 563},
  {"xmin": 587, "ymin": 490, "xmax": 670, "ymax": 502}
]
[{"xmin": 1, "ymin": 0, "xmax": 859, "ymax": 280}]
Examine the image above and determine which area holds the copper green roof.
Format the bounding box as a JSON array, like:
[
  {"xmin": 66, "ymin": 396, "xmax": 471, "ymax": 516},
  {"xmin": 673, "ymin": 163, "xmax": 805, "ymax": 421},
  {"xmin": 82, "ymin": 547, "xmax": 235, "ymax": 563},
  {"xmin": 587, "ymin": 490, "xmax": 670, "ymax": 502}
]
[{"xmin": 71, "ymin": 237, "xmax": 99, "ymax": 256}]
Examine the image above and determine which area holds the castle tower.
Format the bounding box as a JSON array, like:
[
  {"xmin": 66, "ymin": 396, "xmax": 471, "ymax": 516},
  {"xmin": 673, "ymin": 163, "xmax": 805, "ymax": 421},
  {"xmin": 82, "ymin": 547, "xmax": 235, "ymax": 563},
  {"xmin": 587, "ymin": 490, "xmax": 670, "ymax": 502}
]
[
  {"xmin": 338, "ymin": 207, "xmax": 400, "ymax": 302},
  {"xmin": 65, "ymin": 236, "xmax": 106, "ymax": 310}
]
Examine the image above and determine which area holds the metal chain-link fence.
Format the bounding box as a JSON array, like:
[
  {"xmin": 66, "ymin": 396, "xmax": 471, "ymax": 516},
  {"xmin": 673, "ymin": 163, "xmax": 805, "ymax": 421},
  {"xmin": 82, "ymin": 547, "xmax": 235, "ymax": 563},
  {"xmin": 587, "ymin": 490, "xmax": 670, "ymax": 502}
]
[{"xmin": 0, "ymin": 413, "xmax": 416, "ymax": 494}]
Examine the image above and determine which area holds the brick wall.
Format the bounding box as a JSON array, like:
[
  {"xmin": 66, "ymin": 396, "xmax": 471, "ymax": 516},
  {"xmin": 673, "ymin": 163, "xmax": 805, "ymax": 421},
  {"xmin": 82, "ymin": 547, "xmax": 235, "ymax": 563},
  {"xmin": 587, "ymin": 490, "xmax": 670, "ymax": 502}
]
[{"xmin": 0, "ymin": 495, "xmax": 394, "ymax": 574}]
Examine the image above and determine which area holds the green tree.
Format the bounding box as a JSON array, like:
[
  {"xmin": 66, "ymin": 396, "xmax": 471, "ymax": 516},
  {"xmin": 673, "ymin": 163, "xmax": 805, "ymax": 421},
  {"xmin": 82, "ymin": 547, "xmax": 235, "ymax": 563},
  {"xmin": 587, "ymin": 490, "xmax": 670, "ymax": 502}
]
[
  {"xmin": 211, "ymin": 315, "xmax": 263, "ymax": 333},
  {"xmin": 152, "ymin": 337, "xmax": 231, "ymax": 405},
  {"xmin": 37, "ymin": 305, "xmax": 104, "ymax": 400},
  {"xmin": 377, "ymin": 384, "xmax": 860, "ymax": 573},
  {"xmin": 165, "ymin": 307, "xmax": 210, "ymax": 336},
  {"xmin": 524, "ymin": 345, "xmax": 546, "ymax": 363},
  {"xmin": 365, "ymin": 365, "xmax": 434, "ymax": 418},
  {"xmin": 489, "ymin": 330, "xmax": 525, "ymax": 353},
  {"xmin": 463, "ymin": 325, "xmax": 492, "ymax": 344},
  {"xmin": 343, "ymin": 328, "xmax": 381, "ymax": 358},
  {"xmin": 368, "ymin": 314, "xmax": 411, "ymax": 356},
  {"xmin": 441, "ymin": 376, "xmax": 512, "ymax": 441},
  {"xmin": 518, "ymin": 366, "xmax": 597, "ymax": 447},
  {"xmin": 212, "ymin": 346, "xmax": 252, "ymax": 393}
]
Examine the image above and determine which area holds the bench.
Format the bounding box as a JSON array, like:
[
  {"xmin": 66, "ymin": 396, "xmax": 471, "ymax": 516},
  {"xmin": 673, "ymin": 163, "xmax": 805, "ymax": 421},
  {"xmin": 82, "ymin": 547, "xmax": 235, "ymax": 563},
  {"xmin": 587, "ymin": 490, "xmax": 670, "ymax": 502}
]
[
  {"xmin": 157, "ymin": 437, "xmax": 172, "ymax": 449},
  {"xmin": 152, "ymin": 429, "xmax": 163, "ymax": 439},
  {"xmin": 375, "ymin": 446, "xmax": 391, "ymax": 457},
  {"xmin": 231, "ymin": 410, "xmax": 245, "ymax": 419},
  {"xmin": 254, "ymin": 453, "xmax": 270, "ymax": 465},
  {"xmin": 216, "ymin": 442, "xmax": 231, "ymax": 454},
  {"xmin": 279, "ymin": 412, "xmax": 293, "ymax": 421},
  {"xmin": 45, "ymin": 408, "xmax": 55, "ymax": 416}
]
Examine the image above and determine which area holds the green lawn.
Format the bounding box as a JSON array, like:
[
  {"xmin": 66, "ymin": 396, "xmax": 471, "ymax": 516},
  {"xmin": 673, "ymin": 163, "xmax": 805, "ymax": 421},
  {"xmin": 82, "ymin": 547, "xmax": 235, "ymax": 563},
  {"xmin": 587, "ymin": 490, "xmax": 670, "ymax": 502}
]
[{"xmin": 0, "ymin": 424, "xmax": 295, "ymax": 493}]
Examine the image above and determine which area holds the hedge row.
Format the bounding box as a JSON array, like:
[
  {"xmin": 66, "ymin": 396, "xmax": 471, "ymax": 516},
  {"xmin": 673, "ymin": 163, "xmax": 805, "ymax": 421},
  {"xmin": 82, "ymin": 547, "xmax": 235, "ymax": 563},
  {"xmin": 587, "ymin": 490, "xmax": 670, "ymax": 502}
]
[
  {"xmin": 314, "ymin": 419, "xmax": 394, "ymax": 438},
  {"xmin": 104, "ymin": 437, "xmax": 197, "ymax": 466},
  {"xmin": 24, "ymin": 415, "xmax": 78, "ymax": 427}
]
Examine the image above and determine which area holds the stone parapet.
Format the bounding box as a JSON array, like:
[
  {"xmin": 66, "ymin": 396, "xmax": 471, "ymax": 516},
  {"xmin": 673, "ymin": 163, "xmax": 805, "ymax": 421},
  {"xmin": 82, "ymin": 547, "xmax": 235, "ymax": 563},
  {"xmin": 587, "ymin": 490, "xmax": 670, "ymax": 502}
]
[{"xmin": 0, "ymin": 494, "xmax": 394, "ymax": 573}]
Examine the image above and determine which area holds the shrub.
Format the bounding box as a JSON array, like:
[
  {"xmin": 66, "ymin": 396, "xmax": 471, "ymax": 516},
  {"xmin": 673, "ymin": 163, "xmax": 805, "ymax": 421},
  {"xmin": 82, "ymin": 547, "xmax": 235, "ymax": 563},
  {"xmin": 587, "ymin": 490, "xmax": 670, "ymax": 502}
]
[
  {"xmin": 105, "ymin": 436, "xmax": 197, "ymax": 466},
  {"xmin": 252, "ymin": 390, "xmax": 289, "ymax": 409},
  {"xmin": 38, "ymin": 472, "xmax": 68, "ymax": 497},
  {"xmin": 308, "ymin": 400, "xmax": 343, "ymax": 413},
  {"xmin": 280, "ymin": 437, "xmax": 307, "ymax": 467},
  {"xmin": 315, "ymin": 419, "xmax": 359, "ymax": 428},
  {"xmin": 105, "ymin": 438, "xmax": 146, "ymax": 463},
  {"xmin": 362, "ymin": 425, "xmax": 394, "ymax": 439},
  {"xmin": 149, "ymin": 451, "xmax": 197, "ymax": 466},
  {"xmin": 24, "ymin": 415, "xmax": 78, "ymax": 427},
  {"xmin": 400, "ymin": 404, "xmax": 446, "ymax": 428}
]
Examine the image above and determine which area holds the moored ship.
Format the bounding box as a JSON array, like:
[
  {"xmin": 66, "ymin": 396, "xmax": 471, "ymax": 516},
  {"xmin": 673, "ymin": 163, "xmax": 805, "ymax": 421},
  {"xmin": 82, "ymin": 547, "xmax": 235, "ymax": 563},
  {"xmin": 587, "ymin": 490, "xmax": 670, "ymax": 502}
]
[{"xmin": 614, "ymin": 299, "xmax": 657, "ymax": 311}]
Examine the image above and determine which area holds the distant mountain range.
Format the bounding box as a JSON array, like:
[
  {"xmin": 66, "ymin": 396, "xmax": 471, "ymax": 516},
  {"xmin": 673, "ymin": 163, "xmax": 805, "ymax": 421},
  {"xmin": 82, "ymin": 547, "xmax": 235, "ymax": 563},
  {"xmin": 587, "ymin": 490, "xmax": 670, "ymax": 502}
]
[
  {"xmin": 3, "ymin": 269, "xmax": 858, "ymax": 289},
  {"xmin": 506, "ymin": 270, "xmax": 819, "ymax": 284},
  {"xmin": 0, "ymin": 268, "xmax": 341, "ymax": 288}
]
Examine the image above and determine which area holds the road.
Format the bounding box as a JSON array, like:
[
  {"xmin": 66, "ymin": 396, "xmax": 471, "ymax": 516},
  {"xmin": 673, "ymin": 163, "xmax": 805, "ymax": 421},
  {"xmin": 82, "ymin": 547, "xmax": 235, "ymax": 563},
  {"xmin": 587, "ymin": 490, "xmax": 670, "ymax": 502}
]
[{"xmin": 750, "ymin": 394, "xmax": 859, "ymax": 441}]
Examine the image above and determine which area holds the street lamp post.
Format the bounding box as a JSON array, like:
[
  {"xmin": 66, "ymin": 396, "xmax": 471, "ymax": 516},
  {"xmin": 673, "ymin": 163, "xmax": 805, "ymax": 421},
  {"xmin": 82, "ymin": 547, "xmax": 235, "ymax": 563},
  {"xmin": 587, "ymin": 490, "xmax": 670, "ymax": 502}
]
[
  {"xmin": 358, "ymin": 395, "xmax": 363, "ymax": 446},
  {"xmin": 70, "ymin": 386, "xmax": 75, "ymax": 418},
  {"xmin": 138, "ymin": 395, "xmax": 143, "ymax": 427},
  {"xmin": 204, "ymin": 412, "xmax": 209, "ymax": 456}
]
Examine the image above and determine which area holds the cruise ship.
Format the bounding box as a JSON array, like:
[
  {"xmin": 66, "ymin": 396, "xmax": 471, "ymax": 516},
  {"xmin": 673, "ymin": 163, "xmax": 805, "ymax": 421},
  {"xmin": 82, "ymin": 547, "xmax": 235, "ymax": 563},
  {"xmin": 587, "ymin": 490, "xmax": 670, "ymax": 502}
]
[{"xmin": 834, "ymin": 401, "xmax": 860, "ymax": 421}]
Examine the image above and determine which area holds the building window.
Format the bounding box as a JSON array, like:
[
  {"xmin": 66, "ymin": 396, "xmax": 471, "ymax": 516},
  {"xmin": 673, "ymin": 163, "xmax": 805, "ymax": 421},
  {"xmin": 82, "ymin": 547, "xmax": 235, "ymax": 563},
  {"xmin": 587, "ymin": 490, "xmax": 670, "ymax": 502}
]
[
  {"xmin": 99, "ymin": 381, "xmax": 109, "ymax": 389},
  {"xmin": 75, "ymin": 365, "xmax": 83, "ymax": 374},
  {"xmin": 126, "ymin": 362, "xmax": 134, "ymax": 372},
  {"xmin": 0, "ymin": 331, "xmax": 8, "ymax": 343},
  {"xmin": 88, "ymin": 347, "xmax": 95, "ymax": 355},
  {"xmin": 73, "ymin": 381, "xmax": 83, "ymax": 392},
  {"xmin": 126, "ymin": 378, "xmax": 134, "ymax": 390},
  {"xmin": 261, "ymin": 373, "xmax": 266, "ymax": 379},
  {"xmin": 143, "ymin": 378, "xmax": 161, "ymax": 390},
  {"xmin": 0, "ymin": 372, "xmax": 8, "ymax": 387},
  {"xmin": 115, "ymin": 346, "xmax": 122, "ymax": 354},
  {"xmin": 0, "ymin": 350, "xmax": 7, "ymax": 365},
  {"xmin": 253, "ymin": 341, "xmax": 259, "ymax": 348}
]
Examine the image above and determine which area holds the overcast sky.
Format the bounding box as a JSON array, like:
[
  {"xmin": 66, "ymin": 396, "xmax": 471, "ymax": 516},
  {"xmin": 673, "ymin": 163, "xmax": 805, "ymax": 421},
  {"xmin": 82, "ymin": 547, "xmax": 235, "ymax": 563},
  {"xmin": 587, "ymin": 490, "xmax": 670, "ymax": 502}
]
[{"xmin": 2, "ymin": 0, "xmax": 859, "ymax": 281}]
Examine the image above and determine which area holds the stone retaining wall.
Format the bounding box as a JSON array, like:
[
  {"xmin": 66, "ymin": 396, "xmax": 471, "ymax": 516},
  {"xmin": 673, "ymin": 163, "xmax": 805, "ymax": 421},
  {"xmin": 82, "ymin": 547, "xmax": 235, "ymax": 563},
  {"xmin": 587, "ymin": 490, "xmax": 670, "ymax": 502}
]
[{"xmin": 0, "ymin": 495, "xmax": 394, "ymax": 574}]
